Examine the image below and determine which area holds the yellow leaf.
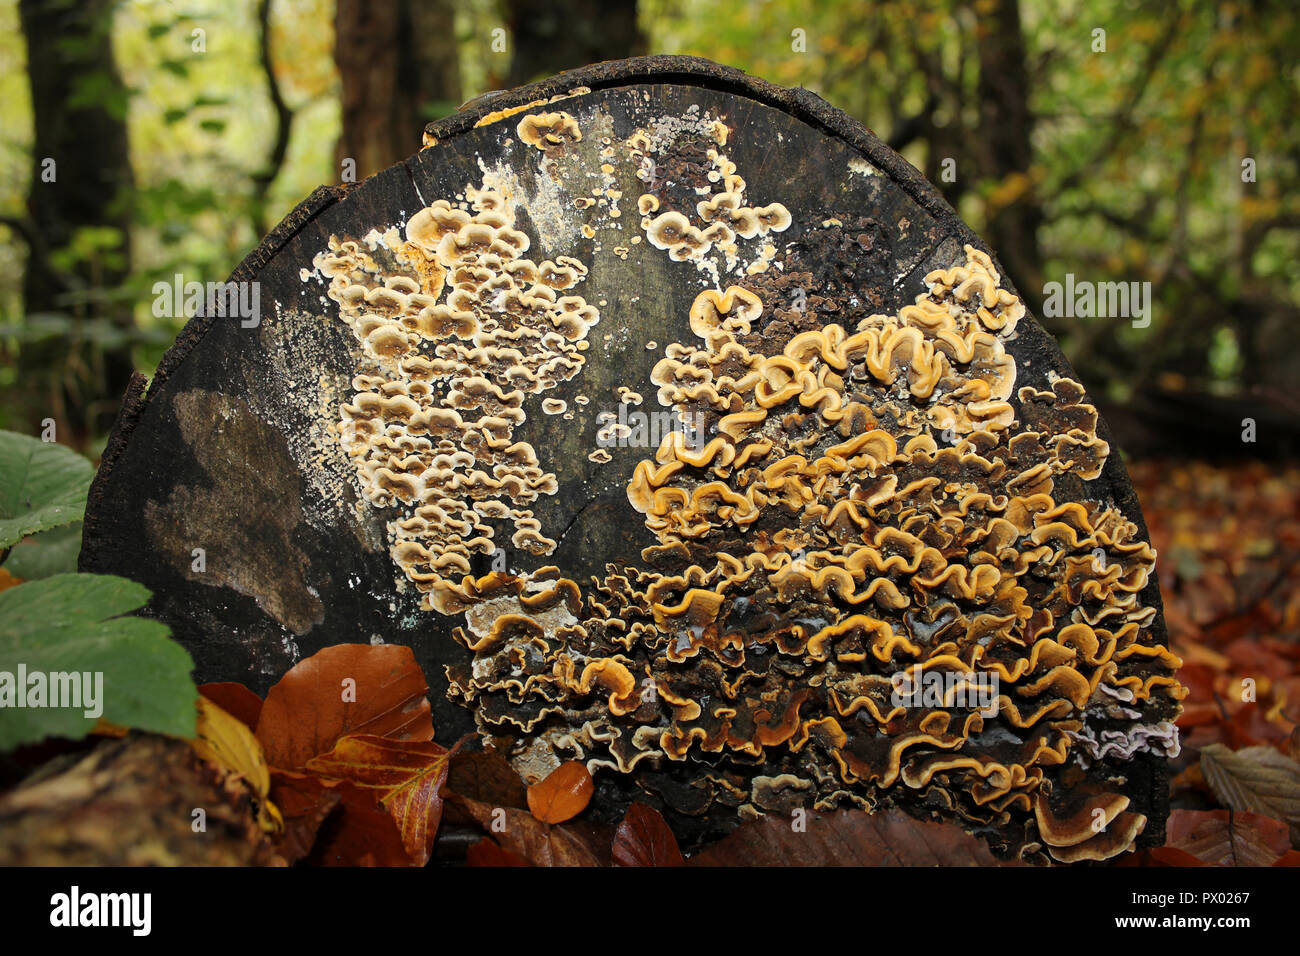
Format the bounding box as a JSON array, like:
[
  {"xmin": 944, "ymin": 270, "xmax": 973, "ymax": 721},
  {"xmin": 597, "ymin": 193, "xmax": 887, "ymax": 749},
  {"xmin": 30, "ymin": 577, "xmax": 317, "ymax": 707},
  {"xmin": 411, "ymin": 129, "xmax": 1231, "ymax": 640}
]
[{"xmin": 192, "ymin": 696, "xmax": 282, "ymax": 833}]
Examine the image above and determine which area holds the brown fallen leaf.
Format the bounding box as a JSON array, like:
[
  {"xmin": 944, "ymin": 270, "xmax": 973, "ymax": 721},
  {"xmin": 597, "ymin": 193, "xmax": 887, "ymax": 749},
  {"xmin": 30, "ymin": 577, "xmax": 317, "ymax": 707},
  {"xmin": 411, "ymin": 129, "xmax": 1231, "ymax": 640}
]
[
  {"xmin": 466, "ymin": 837, "xmax": 532, "ymax": 867},
  {"xmin": 1164, "ymin": 809, "xmax": 1291, "ymax": 866},
  {"xmin": 446, "ymin": 749, "xmax": 528, "ymax": 809},
  {"xmin": 612, "ymin": 803, "xmax": 684, "ymax": 867},
  {"xmin": 1112, "ymin": 846, "xmax": 1207, "ymax": 867},
  {"xmin": 1200, "ymin": 743, "xmax": 1300, "ymax": 844},
  {"xmin": 0, "ymin": 568, "xmax": 21, "ymax": 593},
  {"xmin": 306, "ymin": 733, "xmax": 456, "ymax": 866},
  {"xmin": 689, "ymin": 809, "xmax": 1018, "ymax": 866},
  {"xmin": 198, "ymin": 682, "xmax": 263, "ymax": 730},
  {"xmin": 455, "ymin": 797, "xmax": 607, "ymax": 866},
  {"xmin": 255, "ymin": 644, "xmax": 433, "ymax": 770},
  {"xmin": 527, "ymin": 760, "xmax": 593, "ymax": 824},
  {"xmin": 191, "ymin": 696, "xmax": 281, "ymax": 834},
  {"xmin": 306, "ymin": 780, "xmax": 411, "ymax": 867},
  {"xmin": 270, "ymin": 769, "xmax": 343, "ymax": 865}
]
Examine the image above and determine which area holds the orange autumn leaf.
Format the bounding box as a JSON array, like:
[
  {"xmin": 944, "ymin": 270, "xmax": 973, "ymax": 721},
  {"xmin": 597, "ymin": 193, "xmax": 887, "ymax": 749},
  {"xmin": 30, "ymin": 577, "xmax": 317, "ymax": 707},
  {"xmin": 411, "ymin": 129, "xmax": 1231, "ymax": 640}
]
[
  {"xmin": 527, "ymin": 760, "xmax": 594, "ymax": 824},
  {"xmin": 466, "ymin": 837, "xmax": 532, "ymax": 867},
  {"xmin": 305, "ymin": 733, "xmax": 455, "ymax": 865},
  {"xmin": 307, "ymin": 781, "xmax": 411, "ymax": 867},
  {"xmin": 269, "ymin": 769, "xmax": 343, "ymax": 865},
  {"xmin": 255, "ymin": 644, "xmax": 432, "ymax": 770},
  {"xmin": 0, "ymin": 568, "xmax": 21, "ymax": 593},
  {"xmin": 199, "ymin": 681, "xmax": 263, "ymax": 730}
]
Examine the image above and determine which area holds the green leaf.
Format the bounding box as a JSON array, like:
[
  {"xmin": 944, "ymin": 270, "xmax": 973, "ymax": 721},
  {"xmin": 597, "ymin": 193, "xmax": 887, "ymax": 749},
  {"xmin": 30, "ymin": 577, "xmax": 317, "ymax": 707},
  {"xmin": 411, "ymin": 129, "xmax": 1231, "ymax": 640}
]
[
  {"xmin": 2, "ymin": 522, "xmax": 82, "ymax": 579},
  {"xmin": 0, "ymin": 574, "xmax": 197, "ymax": 750},
  {"xmin": 0, "ymin": 430, "xmax": 95, "ymax": 549}
]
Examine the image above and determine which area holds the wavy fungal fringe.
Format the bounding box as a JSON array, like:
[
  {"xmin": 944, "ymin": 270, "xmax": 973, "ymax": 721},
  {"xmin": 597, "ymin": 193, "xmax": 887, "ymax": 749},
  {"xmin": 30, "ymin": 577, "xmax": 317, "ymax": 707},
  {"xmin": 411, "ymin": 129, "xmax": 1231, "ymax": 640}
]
[{"xmin": 443, "ymin": 246, "xmax": 1183, "ymax": 862}]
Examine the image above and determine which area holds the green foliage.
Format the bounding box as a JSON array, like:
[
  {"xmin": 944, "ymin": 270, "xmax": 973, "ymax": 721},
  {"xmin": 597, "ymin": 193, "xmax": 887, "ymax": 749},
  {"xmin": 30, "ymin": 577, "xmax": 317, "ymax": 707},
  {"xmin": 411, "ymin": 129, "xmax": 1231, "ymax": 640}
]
[
  {"xmin": 3, "ymin": 521, "xmax": 82, "ymax": 580},
  {"xmin": 0, "ymin": 429, "xmax": 197, "ymax": 751},
  {"xmin": 0, "ymin": 573, "xmax": 197, "ymax": 750},
  {"xmin": 0, "ymin": 429, "xmax": 94, "ymax": 550}
]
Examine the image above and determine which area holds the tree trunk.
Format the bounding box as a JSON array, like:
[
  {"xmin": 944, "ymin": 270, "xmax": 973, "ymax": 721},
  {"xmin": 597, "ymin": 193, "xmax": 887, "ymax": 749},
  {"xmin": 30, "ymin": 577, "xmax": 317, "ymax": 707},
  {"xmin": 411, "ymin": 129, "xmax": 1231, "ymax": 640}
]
[
  {"xmin": 505, "ymin": 0, "xmax": 643, "ymax": 87},
  {"xmin": 18, "ymin": 0, "xmax": 135, "ymax": 439},
  {"xmin": 971, "ymin": 0, "xmax": 1043, "ymax": 316},
  {"xmin": 333, "ymin": 0, "xmax": 461, "ymax": 182},
  {"xmin": 81, "ymin": 56, "xmax": 1176, "ymax": 861}
]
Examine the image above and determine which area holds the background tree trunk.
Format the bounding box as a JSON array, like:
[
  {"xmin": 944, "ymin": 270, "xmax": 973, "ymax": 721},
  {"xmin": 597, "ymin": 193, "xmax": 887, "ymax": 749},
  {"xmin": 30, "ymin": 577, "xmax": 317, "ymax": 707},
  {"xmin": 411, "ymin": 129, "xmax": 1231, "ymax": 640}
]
[
  {"xmin": 333, "ymin": 0, "xmax": 462, "ymax": 182},
  {"xmin": 505, "ymin": 0, "xmax": 644, "ymax": 87},
  {"xmin": 18, "ymin": 0, "xmax": 135, "ymax": 439},
  {"xmin": 971, "ymin": 0, "xmax": 1043, "ymax": 317}
]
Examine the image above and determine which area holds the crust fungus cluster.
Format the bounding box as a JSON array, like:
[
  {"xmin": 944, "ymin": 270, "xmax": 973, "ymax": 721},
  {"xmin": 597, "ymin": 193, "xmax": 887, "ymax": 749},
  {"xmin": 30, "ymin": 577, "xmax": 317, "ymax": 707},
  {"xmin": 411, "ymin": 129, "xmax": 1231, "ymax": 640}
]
[
  {"xmin": 442, "ymin": 244, "xmax": 1183, "ymax": 862},
  {"xmin": 305, "ymin": 94, "xmax": 1181, "ymax": 862},
  {"xmin": 311, "ymin": 179, "xmax": 599, "ymax": 613},
  {"xmin": 631, "ymin": 119, "xmax": 791, "ymax": 274}
]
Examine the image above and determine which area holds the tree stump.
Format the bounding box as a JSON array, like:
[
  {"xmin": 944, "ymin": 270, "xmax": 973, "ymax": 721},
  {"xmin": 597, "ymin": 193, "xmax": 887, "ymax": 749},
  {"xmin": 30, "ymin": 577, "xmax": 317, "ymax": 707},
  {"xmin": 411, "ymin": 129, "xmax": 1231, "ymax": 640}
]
[{"xmin": 81, "ymin": 56, "xmax": 1180, "ymax": 860}]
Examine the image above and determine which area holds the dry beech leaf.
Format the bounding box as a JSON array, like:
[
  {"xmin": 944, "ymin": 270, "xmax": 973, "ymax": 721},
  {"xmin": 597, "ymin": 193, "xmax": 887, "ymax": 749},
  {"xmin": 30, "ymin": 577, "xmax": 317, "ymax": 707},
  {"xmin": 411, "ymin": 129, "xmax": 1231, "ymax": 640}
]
[
  {"xmin": 269, "ymin": 769, "xmax": 343, "ymax": 865},
  {"xmin": 455, "ymin": 797, "xmax": 606, "ymax": 866},
  {"xmin": 446, "ymin": 750, "xmax": 529, "ymax": 809},
  {"xmin": 612, "ymin": 803, "xmax": 684, "ymax": 867},
  {"xmin": 255, "ymin": 643, "xmax": 432, "ymax": 770},
  {"xmin": 527, "ymin": 760, "xmax": 593, "ymax": 824},
  {"xmin": 306, "ymin": 780, "xmax": 410, "ymax": 867},
  {"xmin": 199, "ymin": 682, "xmax": 263, "ymax": 730},
  {"xmin": 1164, "ymin": 809, "xmax": 1291, "ymax": 866},
  {"xmin": 1113, "ymin": 846, "xmax": 1208, "ymax": 867},
  {"xmin": 690, "ymin": 809, "xmax": 1018, "ymax": 867},
  {"xmin": 305, "ymin": 733, "xmax": 455, "ymax": 866},
  {"xmin": 466, "ymin": 837, "xmax": 531, "ymax": 867},
  {"xmin": 192, "ymin": 696, "xmax": 281, "ymax": 833},
  {"xmin": 1200, "ymin": 743, "xmax": 1300, "ymax": 844}
]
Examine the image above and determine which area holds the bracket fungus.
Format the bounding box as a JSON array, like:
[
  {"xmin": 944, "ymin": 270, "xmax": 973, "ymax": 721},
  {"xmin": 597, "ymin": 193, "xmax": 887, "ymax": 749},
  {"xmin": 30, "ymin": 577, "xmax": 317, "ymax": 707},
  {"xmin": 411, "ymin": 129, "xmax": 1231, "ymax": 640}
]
[{"xmin": 81, "ymin": 57, "xmax": 1183, "ymax": 862}]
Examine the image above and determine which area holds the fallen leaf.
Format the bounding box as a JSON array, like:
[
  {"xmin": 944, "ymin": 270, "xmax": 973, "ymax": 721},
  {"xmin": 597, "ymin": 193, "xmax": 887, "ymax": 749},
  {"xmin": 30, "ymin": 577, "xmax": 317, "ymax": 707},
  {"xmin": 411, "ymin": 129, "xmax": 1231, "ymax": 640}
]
[
  {"xmin": 612, "ymin": 803, "xmax": 684, "ymax": 867},
  {"xmin": 305, "ymin": 733, "xmax": 454, "ymax": 865},
  {"xmin": 1200, "ymin": 743, "xmax": 1300, "ymax": 844},
  {"xmin": 527, "ymin": 760, "xmax": 593, "ymax": 824},
  {"xmin": 1164, "ymin": 809, "xmax": 1290, "ymax": 866},
  {"xmin": 466, "ymin": 837, "xmax": 531, "ymax": 867},
  {"xmin": 455, "ymin": 797, "xmax": 605, "ymax": 866},
  {"xmin": 270, "ymin": 770, "xmax": 343, "ymax": 865},
  {"xmin": 689, "ymin": 809, "xmax": 1018, "ymax": 866},
  {"xmin": 199, "ymin": 682, "xmax": 263, "ymax": 730},
  {"xmin": 0, "ymin": 568, "xmax": 21, "ymax": 592},
  {"xmin": 1112, "ymin": 846, "xmax": 1207, "ymax": 867},
  {"xmin": 192, "ymin": 696, "xmax": 280, "ymax": 833},
  {"xmin": 305, "ymin": 781, "xmax": 410, "ymax": 867},
  {"xmin": 255, "ymin": 643, "xmax": 432, "ymax": 769},
  {"xmin": 446, "ymin": 749, "xmax": 528, "ymax": 809}
]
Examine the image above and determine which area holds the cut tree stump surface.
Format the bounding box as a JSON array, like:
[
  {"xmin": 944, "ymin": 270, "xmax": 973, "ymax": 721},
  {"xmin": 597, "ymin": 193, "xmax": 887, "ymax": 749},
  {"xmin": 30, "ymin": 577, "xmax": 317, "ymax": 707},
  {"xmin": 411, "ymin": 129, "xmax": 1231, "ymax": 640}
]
[{"xmin": 81, "ymin": 56, "xmax": 1178, "ymax": 858}]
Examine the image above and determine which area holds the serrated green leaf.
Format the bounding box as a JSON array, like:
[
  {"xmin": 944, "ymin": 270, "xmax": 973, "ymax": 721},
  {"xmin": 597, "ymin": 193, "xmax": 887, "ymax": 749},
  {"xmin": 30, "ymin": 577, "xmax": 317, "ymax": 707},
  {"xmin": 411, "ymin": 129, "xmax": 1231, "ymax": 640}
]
[
  {"xmin": 0, "ymin": 574, "xmax": 197, "ymax": 749},
  {"xmin": 0, "ymin": 430, "xmax": 95, "ymax": 548},
  {"xmin": 2, "ymin": 521, "xmax": 82, "ymax": 579}
]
